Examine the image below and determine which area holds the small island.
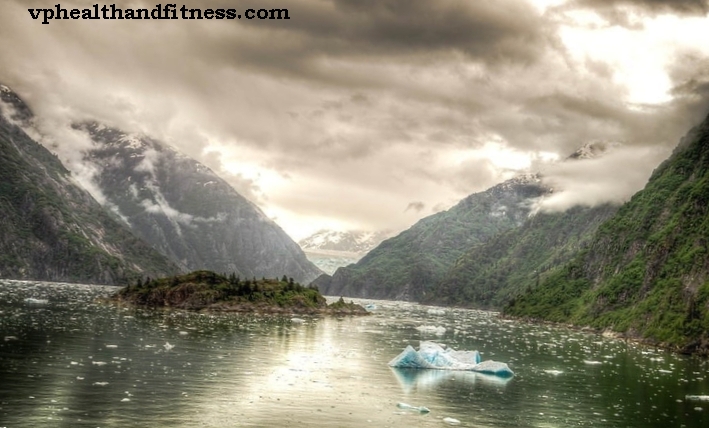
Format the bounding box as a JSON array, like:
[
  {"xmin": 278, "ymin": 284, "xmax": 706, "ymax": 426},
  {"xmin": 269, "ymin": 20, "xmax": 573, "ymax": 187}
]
[{"xmin": 111, "ymin": 270, "xmax": 369, "ymax": 315}]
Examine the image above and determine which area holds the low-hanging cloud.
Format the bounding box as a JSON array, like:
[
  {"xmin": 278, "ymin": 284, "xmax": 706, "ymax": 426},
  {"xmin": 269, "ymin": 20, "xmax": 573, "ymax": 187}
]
[{"xmin": 536, "ymin": 144, "xmax": 671, "ymax": 212}]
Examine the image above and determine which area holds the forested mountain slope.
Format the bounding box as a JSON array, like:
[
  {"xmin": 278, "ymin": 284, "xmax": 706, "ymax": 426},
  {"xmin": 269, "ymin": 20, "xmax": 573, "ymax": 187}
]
[
  {"xmin": 506, "ymin": 113, "xmax": 709, "ymax": 353},
  {"xmin": 427, "ymin": 204, "xmax": 618, "ymax": 309},
  {"xmin": 313, "ymin": 175, "xmax": 548, "ymax": 300}
]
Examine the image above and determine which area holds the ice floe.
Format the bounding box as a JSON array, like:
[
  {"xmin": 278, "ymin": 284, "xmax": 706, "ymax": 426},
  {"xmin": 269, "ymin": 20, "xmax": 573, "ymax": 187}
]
[
  {"xmin": 416, "ymin": 326, "xmax": 446, "ymax": 335},
  {"xmin": 396, "ymin": 402, "xmax": 430, "ymax": 413},
  {"xmin": 388, "ymin": 341, "xmax": 514, "ymax": 377},
  {"xmin": 686, "ymin": 395, "xmax": 709, "ymax": 402}
]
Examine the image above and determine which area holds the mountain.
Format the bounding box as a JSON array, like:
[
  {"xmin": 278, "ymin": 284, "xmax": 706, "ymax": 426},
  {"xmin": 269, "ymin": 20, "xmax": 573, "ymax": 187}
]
[
  {"xmin": 0, "ymin": 86, "xmax": 179, "ymax": 284},
  {"xmin": 423, "ymin": 144, "xmax": 619, "ymax": 309},
  {"xmin": 505, "ymin": 112, "xmax": 709, "ymax": 354},
  {"xmin": 77, "ymin": 123, "xmax": 322, "ymax": 283},
  {"xmin": 299, "ymin": 229, "xmax": 392, "ymax": 254},
  {"xmin": 312, "ymin": 174, "xmax": 548, "ymax": 300},
  {"xmin": 299, "ymin": 230, "xmax": 393, "ymax": 274},
  {"xmin": 425, "ymin": 204, "xmax": 617, "ymax": 309}
]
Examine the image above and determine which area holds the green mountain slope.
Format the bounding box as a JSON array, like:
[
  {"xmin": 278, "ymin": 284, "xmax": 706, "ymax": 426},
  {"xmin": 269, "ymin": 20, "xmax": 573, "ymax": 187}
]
[
  {"xmin": 0, "ymin": 86, "xmax": 179, "ymax": 284},
  {"xmin": 426, "ymin": 204, "xmax": 617, "ymax": 309},
  {"xmin": 312, "ymin": 175, "xmax": 548, "ymax": 300},
  {"xmin": 505, "ymin": 113, "xmax": 709, "ymax": 353}
]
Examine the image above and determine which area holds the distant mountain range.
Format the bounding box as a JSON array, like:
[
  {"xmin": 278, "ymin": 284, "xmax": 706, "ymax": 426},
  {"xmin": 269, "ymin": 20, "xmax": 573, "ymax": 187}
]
[
  {"xmin": 299, "ymin": 229, "xmax": 393, "ymax": 255},
  {"xmin": 0, "ymin": 85, "xmax": 322, "ymax": 284},
  {"xmin": 298, "ymin": 229, "xmax": 392, "ymax": 275}
]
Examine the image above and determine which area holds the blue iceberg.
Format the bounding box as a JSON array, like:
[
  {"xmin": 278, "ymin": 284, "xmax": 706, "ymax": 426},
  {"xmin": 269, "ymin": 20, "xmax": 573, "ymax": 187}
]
[{"xmin": 388, "ymin": 341, "xmax": 514, "ymax": 377}]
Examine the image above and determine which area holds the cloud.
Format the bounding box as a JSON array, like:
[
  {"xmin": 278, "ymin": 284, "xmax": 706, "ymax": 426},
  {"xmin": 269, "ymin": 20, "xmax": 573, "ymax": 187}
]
[
  {"xmin": 565, "ymin": 0, "xmax": 709, "ymax": 19},
  {"xmin": 536, "ymin": 144, "xmax": 670, "ymax": 212},
  {"xmin": 405, "ymin": 201, "xmax": 425, "ymax": 213},
  {"xmin": 1, "ymin": 0, "xmax": 708, "ymax": 238}
]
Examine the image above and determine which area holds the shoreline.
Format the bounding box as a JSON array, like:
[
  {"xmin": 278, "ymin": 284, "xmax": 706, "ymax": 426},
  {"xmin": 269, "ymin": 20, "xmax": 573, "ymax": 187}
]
[{"xmin": 500, "ymin": 313, "xmax": 709, "ymax": 358}]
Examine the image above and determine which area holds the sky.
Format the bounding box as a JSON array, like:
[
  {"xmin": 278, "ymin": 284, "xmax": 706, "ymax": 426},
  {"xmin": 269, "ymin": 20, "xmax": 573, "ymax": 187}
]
[{"xmin": 1, "ymin": 0, "xmax": 709, "ymax": 241}]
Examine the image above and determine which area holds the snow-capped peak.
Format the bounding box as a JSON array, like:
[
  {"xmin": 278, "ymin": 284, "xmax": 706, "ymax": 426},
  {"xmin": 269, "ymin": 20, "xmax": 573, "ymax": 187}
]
[{"xmin": 299, "ymin": 229, "xmax": 393, "ymax": 254}]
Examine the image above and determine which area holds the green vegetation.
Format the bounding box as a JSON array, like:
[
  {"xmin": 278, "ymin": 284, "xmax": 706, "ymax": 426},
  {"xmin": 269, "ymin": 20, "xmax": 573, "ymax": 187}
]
[
  {"xmin": 114, "ymin": 270, "xmax": 369, "ymax": 315},
  {"xmin": 314, "ymin": 177, "xmax": 546, "ymax": 300},
  {"xmin": 505, "ymin": 114, "xmax": 709, "ymax": 354},
  {"xmin": 426, "ymin": 205, "xmax": 617, "ymax": 309}
]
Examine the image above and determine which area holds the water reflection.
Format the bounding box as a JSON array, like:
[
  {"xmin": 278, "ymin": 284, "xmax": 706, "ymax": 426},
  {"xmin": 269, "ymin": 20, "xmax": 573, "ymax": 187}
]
[
  {"xmin": 2, "ymin": 280, "xmax": 709, "ymax": 427},
  {"xmin": 390, "ymin": 367, "xmax": 511, "ymax": 393}
]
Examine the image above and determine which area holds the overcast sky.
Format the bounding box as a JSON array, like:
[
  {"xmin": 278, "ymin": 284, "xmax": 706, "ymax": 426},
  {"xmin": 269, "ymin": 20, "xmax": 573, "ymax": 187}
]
[{"xmin": 2, "ymin": 0, "xmax": 709, "ymax": 240}]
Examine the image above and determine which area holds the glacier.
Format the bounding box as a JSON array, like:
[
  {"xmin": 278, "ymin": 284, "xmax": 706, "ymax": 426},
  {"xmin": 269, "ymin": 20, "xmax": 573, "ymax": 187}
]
[{"xmin": 388, "ymin": 341, "xmax": 514, "ymax": 377}]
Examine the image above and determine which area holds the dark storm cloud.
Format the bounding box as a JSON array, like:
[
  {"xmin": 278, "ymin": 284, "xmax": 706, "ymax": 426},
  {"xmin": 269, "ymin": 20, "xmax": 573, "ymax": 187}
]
[{"xmin": 241, "ymin": 0, "xmax": 550, "ymax": 62}]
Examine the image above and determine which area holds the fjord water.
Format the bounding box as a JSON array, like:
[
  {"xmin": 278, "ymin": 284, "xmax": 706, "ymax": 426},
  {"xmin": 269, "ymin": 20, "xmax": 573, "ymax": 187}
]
[{"xmin": 2, "ymin": 280, "xmax": 709, "ymax": 427}]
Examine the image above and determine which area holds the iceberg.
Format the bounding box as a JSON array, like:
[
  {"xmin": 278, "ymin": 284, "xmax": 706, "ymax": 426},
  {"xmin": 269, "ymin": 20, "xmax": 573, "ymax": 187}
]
[{"xmin": 388, "ymin": 341, "xmax": 513, "ymax": 378}]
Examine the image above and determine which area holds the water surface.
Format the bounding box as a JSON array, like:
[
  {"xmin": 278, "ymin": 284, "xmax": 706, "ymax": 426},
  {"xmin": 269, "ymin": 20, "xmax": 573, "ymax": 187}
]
[{"xmin": 1, "ymin": 280, "xmax": 709, "ymax": 427}]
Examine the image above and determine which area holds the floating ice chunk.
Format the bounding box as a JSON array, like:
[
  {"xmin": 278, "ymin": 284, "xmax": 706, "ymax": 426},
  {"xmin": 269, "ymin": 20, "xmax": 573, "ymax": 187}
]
[
  {"xmin": 121, "ymin": 398, "xmax": 131, "ymax": 402},
  {"xmin": 427, "ymin": 308, "xmax": 446, "ymax": 315},
  {"xmin": 92, "ymin": 361, "xmax": 107, "ymax": 366},
  {"xmin": 179, "ymin": 331, "xmax": 189, "ymax": 335},
  {"xmin": 584, "ymin": 360, "xmax": 602, "ymax": 365},
  {"xmin": 290, "ymin": 318, "xmax": 305, "ymax": 324},
  {"xmin": 163, "ymin": 342, "xmax": 174, "ymax": 351},
  {"xmin": 472, "ymin": 360, "xmax": 515, "ymax": 377},
  {"xmin": 544, "ymin": 370, "xmax": 564, "ymax": 376},
  {"xmin": 686, "ymin": 395, "xmax": 709, "ymax": 402},
  {"xmin": 388, "ymin": 341, "xmax": 513, "ymax": 377},
  {"xmin": 105, "ymin": 345, "xmax": 118, "ymax": 349},
  {"xmin": 93, "ymin": 382, "xmax": 109, "ymax": 386},
  {"xmin": 364, "ymin": 304, "xmax": 377, "ymax": 311},
  {"xmin": 443, "ymin": 417, "xmax": 461, "ymax": 425},
  {"xmin": 4, "ymin": 336, "xmax": 18, "ymax": 341},
  {"xmin": 396, "ymin": 402, "xmax": 430, "ymax": 413},
  {"xmin": 416, "ymin": 326, "xmax": 446, "ymax": 335},
  {"xmin": 25, "ymin": 298, "xmax": 48, "ymax": 305}
]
